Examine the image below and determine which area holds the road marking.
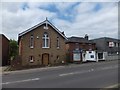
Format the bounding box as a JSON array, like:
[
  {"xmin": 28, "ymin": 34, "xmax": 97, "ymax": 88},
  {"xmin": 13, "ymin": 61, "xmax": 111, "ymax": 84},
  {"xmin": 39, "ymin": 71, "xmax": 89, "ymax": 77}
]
[
  {"xmin": 100, "ymin": 65, "xmax": 118, "ymax": 70},
  {"xmin": 59, "ymin": 65, "xmax": 118, "ymax": 77},
  {"xmin": 59, "ymin": 72, "xmax": 74, "ymax": 76},
  {"xmin": 2, "ymin": 78, "xmax": 40, "ymax": 85},
  {"xmin": 59, "ymin": 70, "xmax": 91, "ymax": 77}
]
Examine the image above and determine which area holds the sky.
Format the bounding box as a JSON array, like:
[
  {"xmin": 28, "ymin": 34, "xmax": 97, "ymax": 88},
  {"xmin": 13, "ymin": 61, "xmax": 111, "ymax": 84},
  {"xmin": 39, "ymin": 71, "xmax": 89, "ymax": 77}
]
[{"xmin": 1, "ymin": 1, "xmax": 119, "ymax": 40}]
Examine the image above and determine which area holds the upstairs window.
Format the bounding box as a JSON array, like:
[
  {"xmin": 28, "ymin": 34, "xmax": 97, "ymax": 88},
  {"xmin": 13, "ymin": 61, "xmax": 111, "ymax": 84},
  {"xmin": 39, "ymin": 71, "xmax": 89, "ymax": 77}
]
[
  {"xmin": 57, "ymin": 37, "xmax": 60, "ymax": 48},
  {"xmin": 30, "ymin": 35, "xmax": 34, "ymax": 48},
  {"xmin": 118, "ymin": 43, "xmax": 120, "ymax": 47},
  {"xmin": 75, "ymin": 43, "xmax": 79, "ymax": 50},
  {"xmin": 116, "ymin": 43, "xmax": 118, "ymax": 47},
  {"xmin": 108, "ymin": 41, "xmax": 114, "ymax": 47},
  {"xmin": 42, "ymin": 32, "xmax": 49, "ymax": 48},
  {"xmin": 114, "ymin": 42, "xmax": 116, "ymax": 47}
]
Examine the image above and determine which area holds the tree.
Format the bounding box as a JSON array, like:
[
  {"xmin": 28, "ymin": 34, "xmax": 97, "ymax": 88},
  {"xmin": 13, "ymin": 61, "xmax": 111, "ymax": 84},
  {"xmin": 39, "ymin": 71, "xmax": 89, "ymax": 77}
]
[{"xmin": 9, "ymin": 39, "xmax": 18, "ymax": 60}]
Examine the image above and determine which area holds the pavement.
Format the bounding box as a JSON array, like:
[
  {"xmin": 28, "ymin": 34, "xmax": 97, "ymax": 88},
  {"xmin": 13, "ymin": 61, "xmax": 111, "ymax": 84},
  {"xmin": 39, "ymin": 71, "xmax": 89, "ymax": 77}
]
[
  {"xmin": 0, "ymin": 66, "xmax": 9, "ymax": 74},
  {"xmin": 1, "ymin": 60, "xmax": 116, "ymax": 74},
  {"xmin": 1, "ymin": 60, "xmax": 119, "ymax": 88}
]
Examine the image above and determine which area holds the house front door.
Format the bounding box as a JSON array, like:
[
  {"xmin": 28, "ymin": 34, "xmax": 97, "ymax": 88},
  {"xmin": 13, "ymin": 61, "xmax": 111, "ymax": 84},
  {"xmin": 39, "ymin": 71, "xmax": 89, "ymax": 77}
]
[{"xmin": 42, "ymin": 53, "xmax": 49, "ymax": 66}]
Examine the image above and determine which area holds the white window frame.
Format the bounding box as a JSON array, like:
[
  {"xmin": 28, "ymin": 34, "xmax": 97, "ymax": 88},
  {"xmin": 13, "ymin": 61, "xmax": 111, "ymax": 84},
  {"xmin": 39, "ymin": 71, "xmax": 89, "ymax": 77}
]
[
  {"xmin": 30, "ymin": 35, "xmax": 34, "ymax": 48},
  {"xmin": 42, "ymin": 33, "xmax": 50, "ymax": 48},
  {"xmin": 109, "ymin": 42, "xmax": 114, "ymax": 47},
  {"xmin": 30, "ymin": 56, "xmax": 34, "ymax": 63}
]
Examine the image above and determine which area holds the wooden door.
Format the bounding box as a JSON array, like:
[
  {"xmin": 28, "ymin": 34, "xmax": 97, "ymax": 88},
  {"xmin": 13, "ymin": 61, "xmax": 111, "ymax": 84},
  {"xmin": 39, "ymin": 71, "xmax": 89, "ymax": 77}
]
[{"xmin": 42, "ymin": 53, "xmax": 49, "ymax": 66}]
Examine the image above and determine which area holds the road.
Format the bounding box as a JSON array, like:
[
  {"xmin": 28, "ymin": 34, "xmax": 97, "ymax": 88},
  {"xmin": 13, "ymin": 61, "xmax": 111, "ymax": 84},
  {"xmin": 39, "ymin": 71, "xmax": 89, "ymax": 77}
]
[{"xmin": 1, "ymin": 60, "xmax": 119, "ymax": 88}]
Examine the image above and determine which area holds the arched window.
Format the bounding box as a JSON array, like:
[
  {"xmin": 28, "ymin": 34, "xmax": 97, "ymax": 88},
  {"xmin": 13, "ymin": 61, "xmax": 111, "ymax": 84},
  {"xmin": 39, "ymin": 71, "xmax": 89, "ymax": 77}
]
[
  {"xmin": 30, "ymin": 35, "xmax": 34, "ymax": 48},
  {"xmin": 29, "ymin": 56, "xmax": 34, "ymax": 63},
  {"xmin": 42, "ymin": 32, "xmax": 49, "ymax": 48},
  {"xmin": 57, "ymin": 37, "xmax": 60, "ymax": 48}
]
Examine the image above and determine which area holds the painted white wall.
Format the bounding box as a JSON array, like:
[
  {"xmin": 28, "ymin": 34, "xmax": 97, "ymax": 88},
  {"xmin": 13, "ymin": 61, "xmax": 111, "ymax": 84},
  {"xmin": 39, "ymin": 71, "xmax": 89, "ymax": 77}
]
[{"xmin": 85, "ymin": 51, "xmax": 97, "ymax": 61}]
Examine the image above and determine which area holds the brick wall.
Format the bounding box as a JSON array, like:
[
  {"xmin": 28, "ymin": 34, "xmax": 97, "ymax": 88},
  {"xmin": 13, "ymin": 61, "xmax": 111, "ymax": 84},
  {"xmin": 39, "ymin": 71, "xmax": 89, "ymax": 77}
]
[
  {"xmin": 66, "ymin": 42, "xmax": 96, "ymax": 62},
  {"xmin": 0, "ymin": 34, "xmax": 9, "ymax": 66},
  {"xmin": 19, "ymin": 24, "xmax": 66, "ymax": 66}
]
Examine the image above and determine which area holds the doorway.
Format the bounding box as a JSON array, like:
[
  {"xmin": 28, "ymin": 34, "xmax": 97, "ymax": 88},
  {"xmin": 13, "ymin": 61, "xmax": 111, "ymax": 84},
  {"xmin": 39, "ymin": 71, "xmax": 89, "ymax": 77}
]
[
  {"xmin": 98, "ymin": 53, "xmax": 103, "ymax": 60},
  {"xmin": 42, "ymin": 53, "xmax": 49, "ymax": 66}
]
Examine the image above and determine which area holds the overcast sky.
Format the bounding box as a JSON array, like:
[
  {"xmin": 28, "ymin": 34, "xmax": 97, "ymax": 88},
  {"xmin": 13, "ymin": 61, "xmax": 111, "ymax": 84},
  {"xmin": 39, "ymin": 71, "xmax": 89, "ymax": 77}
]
[{"xmin": 1, "ymin": 1, "xmax": 118, "ymax": 40}]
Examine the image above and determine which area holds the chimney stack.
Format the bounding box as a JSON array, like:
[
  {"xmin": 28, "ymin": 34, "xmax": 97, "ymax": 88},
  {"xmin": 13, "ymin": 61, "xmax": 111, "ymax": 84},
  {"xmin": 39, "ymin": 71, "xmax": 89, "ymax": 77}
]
[{"xmin": 84, "ymin": 34, "xmax": 89, "ymax": 40}]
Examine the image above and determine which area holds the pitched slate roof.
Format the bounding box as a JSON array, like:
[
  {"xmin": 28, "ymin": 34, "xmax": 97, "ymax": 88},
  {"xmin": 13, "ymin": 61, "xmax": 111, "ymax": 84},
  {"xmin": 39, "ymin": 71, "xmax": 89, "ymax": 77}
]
[
  {"xmin": 66, "ymin": 36, "xmax": 94, "ymax": 44},
  {"xmin": 90, "ymin": 37, "xmax": 120, "ymax": 42},
  {"xmin": 90, "ymin": 37, "xmax": 120, "ymax": 52},
  {"xmin": 18, "ymin": 19, "xmax": 67, "ymax": 40}
]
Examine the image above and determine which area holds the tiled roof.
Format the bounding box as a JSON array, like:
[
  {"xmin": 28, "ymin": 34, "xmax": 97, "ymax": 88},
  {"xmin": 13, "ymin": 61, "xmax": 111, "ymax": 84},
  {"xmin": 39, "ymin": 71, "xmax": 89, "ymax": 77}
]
[
  {"xmin": 66, "ymin": 36, "xmax": 94, "ymax": 44},
  {"xmin": 91, "ymin": 37, "xmax": 120, "ymax": 41}
]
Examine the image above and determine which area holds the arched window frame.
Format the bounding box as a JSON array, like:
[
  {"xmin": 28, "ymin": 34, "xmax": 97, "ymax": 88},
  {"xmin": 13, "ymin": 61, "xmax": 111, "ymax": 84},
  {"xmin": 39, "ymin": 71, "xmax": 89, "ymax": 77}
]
[
  {"xmin": 29, "ymin": 56, "xmax": 34, "ymax": 63},
  {"xmin": 57, "ymin": 37, "xmax": 60, "ymax": 49},
  {"xmin": 30, "ymin": 35, "xmax": 34, "ymax": 48},
  {"xmin": 42, "ymin": 32, "xmax": 50, "ymax": 48}
]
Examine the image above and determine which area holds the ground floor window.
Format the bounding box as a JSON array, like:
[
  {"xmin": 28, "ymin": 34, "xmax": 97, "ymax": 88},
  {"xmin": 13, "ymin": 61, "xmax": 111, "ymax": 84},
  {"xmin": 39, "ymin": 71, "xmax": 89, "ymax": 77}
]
[
  {"xmin": 73, "ymin": 53, "xmax": 81, "ymax": 61},
  {"xmin": 29, "ymin": 56, "xmax": 34, "ymax": 63},
  {"xmin": 90, "ymin": 55, "xmax": 94, "ymax": 58},
  {"xmin": 57, "ymin": 55, "xmax": 59, "ymax": 60},
  {"xmin": 98, "ymin": 53, "xmax": 103, "ymax": 59},
  {"xmin": 108, "ymin": 52, "xmax": 118, "ymax": 56}
]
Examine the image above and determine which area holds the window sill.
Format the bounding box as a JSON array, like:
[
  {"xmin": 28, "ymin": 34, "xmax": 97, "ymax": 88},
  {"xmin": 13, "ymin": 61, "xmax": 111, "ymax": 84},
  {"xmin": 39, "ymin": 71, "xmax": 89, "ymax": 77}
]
[
  {"xmin": 30, "ymin": 60, "xmax": 34, "ymax": 63},
  {"xmin": 30, "ymin": 46, "xmax": 34, "ymax": 49},
  {"xmin": 57, "ymin": 47, "xmax": 60, "ymax": 49},
  {"xmin": 42, "ymin": 47, "xmax": 50, "ymax": 49}
]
